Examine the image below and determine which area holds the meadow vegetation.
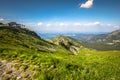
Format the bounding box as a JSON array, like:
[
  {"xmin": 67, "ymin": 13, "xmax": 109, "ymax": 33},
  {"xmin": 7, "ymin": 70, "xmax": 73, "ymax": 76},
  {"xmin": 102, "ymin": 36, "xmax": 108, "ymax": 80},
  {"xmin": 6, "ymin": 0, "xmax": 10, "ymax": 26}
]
[
  {"xmin": 0, "ymin": 26, "xmax": 120, "ymax": 80},
  {"xmin": 0, "ymin": 48, "xmax": 120, "ymax": 80}
]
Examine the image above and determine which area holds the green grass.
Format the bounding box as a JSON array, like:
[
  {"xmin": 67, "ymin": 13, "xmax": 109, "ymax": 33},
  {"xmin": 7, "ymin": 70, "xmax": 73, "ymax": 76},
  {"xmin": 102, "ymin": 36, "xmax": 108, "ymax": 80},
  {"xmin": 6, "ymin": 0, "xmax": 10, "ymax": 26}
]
[
  {"xmin": 0, "ymin": 27, "xmax": 120, "ymax": 80},
  {"xmin": 0, "ymin": 27, "xmax": 55, "ymax": 52},
  {"xmin": 82, "ymin": 42, "xmax": 120, "ymax": 51},
  {"xmin": 0, "ymin": 48, "xmax": 120, "ymax": 80}
]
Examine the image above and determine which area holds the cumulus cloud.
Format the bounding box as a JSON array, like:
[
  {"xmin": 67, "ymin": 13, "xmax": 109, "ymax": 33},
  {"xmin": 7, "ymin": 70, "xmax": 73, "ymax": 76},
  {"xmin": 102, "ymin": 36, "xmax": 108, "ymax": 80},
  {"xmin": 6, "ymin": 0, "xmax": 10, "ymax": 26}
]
[
  {"xmin": 59, "ymin": 23, "xmax": 68, "ymax": 26},
  {"xmin": 93, "ymin": 22, "xmax": 101, "ymax": 25},
  {"xmin": 74, "ymin": 23, "xmax": 82, "ymax": 26},
  {"xmin": 80, "ymin": 0, "xmax": 94, "ymax": 8},
  {"xmin": 37, "ymin": 22, "xmax": 43, "ymax": 26},
  {"xmin": 0, "ymin": 18, "xmax": 4, "ymax": 22},
  {"xmin": 82, "ymin": 21, "xmax": 101, "ymax": 26},
  {"xmin": 46, "ymin": 23, "xmax": 52, "ymax": 27},
  {"xmin": 107, "ymin": 24, "xmax": 120, "ymax": 29},
  {"xmin": 28, "ymin": 21, "xmax": 120, "ymax": 33}
]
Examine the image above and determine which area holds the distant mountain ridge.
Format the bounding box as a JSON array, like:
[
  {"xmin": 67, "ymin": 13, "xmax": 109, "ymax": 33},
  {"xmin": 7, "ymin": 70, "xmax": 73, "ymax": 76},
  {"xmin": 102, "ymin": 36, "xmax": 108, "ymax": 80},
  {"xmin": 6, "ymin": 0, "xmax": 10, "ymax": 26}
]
[
  {"xmin": 88, "ymin": 29, "xmax": 120, "ymax": 42},
  {"xmin": 71, "ymin": 29, "xmax": 120, "ymax": 42},
  {"xmin": 75, "ymin": 29, "xmax": 120, "ymax": 50},
  {"xmin": 105, "ymin": 29, "xmax": 120, "ymax": 41}
]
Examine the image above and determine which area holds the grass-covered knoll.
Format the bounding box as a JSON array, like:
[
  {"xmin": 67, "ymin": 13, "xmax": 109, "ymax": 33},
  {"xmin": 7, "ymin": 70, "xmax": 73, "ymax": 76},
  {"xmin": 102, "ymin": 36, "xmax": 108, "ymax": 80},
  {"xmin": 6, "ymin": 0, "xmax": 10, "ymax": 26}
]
[{"xmin": 0, "ymin": 48, "xmax": 120, "ymax": 80}]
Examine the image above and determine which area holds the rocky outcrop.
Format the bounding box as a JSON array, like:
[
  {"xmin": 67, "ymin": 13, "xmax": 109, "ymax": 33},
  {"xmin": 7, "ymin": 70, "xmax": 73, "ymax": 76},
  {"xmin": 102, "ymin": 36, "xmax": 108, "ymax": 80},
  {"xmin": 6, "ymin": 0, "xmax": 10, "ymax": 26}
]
[
  {"xmin": 70, "ymin": 46, "xmax": 79, "ymax": 55},
  {"xmin": 50, "ymin": 36, "xmax": 82, "ymax": 55},
  {"xmin": 0, "ymin": 60, "xmax": 34, "ymax": 80}
]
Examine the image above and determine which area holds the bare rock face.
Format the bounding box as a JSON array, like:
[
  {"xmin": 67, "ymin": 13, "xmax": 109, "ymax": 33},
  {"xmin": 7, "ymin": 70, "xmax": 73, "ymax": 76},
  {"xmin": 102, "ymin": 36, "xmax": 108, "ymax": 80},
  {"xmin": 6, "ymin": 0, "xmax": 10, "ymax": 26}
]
[
  {"xmin": 70, "ymin": 46, "xmax": 79, "ymax": 55},
  {"xmin": 50, "ymin": 36, "xmax": 82, "ymax": 55}
]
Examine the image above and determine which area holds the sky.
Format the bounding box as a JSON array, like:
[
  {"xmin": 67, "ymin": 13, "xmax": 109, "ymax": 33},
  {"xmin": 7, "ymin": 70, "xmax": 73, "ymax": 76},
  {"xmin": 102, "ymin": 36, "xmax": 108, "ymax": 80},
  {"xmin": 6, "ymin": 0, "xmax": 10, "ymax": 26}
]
[{"xmin": 0, "ymin": 0, "xmax": 120, "ymax": 33}]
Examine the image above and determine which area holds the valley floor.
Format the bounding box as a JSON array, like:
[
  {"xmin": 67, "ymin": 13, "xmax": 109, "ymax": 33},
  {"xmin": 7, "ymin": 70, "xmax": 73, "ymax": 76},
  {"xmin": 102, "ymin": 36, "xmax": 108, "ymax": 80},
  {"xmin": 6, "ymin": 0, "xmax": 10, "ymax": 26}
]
[{"xmin": 0, "ymin": 48, "xmax": 120, "ymax": 80}]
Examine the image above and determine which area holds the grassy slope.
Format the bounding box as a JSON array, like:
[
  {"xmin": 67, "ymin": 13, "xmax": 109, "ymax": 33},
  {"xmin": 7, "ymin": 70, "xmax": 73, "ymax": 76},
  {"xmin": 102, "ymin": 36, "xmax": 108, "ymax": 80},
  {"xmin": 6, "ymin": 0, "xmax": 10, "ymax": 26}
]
[
  {"xmin": 82, "ymin": 42, "xmax": 120, "ymax": 51},
  {"xmin": 0, "ymin": 27, "xmax": 57, "ymax": 52},
  {"xmin": 0, "ymin": 48, "xmax": 120, "ymax": 80},
  {"xmin": 0, "ymin": 27, "xmax": 120, "ymax": 80}
]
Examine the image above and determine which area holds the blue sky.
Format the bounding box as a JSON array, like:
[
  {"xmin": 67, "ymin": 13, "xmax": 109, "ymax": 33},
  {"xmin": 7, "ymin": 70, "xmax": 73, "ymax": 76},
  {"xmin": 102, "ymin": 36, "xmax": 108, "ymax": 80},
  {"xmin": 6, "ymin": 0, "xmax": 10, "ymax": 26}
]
[{"xmin": 0, "ymin": 0, "xmax": 120, "ymax": 33}]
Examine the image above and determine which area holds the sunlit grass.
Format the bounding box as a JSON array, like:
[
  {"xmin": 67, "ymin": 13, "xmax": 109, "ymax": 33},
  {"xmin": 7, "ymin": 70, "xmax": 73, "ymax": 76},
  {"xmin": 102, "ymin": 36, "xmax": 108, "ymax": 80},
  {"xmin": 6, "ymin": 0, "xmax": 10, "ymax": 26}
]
[{"xmin": 0, "ymin": 48, "xmax": 120, "ymax": 80}]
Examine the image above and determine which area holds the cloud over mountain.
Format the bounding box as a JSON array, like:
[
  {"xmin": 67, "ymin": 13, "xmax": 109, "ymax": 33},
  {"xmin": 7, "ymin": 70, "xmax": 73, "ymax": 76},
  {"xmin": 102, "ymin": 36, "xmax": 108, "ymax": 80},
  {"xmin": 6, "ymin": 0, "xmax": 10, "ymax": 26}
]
[{"xmin": 26, "ymin": 21, "xmax": 120, "ymax": 33}]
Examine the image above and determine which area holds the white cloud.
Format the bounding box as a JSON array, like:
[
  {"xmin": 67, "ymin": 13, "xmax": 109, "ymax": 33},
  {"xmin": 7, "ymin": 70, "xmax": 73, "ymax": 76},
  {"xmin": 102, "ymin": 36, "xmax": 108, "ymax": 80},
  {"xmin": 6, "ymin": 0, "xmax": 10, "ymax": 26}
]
[
  {"xmin": 113, "ymin": 25, "xmax": 120, "ymax": 28},
  {"xmin": 46, "ymin": 23, "xmax": 52, "ymax": 27},
  {"xmin": 0, "ymin": 18, "xmax": 4, "ymax": 22},
  {"xmin": 74, "ymin": 23, "xmax": 82, "ymax": 26},
  {"xmin": 107, "ymin": 24, "xmax": 120, "ymax": 29},
  {"xmin": 26, "ymin": 21, "xmax": 120, "ymax": 33},
  {"xmin": 83, "ymin": 21, "xmax": 101, "ymax": 26},
  {"xmin": 37, "ymin": 22, "xmax": 43, "ymax": 26},
  {"xmin": 80, "ymin": 0, "xmax": 94, "ymax": 8},
  {"xmin": 93, "ymin": 22, "xmax": 101, "ymax": 25},
  {"xmin": 59, "ymin": 23, "xmax": 68, "ymax": 26},
  {"xmin": 59, "ymin": 23, "xmax": 65, "ymax": 26}
]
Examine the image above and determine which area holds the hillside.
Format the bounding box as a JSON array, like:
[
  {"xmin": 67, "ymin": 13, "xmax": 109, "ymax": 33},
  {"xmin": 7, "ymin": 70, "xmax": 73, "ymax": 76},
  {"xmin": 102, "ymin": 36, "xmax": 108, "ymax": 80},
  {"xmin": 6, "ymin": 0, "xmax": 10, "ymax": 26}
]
[
  {"xmin": 87, "ymin": 29, "xmax": 120, "ymax": 50},
  {"xmin": 85, "ymin": 29, "xmax": 120, "ymax": 42},
  {"xmin": 50, "ymin": 36, "xmax": 82, "ymax": 55},
  {"xmin": 105, "ymin": 29, "xmax": 120, "ymax": 41},
  {"xmin": 72, "ymin": 29, "xmax": 120, "ymax": 50},
  {"xmin": 0, "ymin": 25, "xmax": 56, "ymax": 52},
  {"xmin": 0, "ymin": 24, "xmax": 120, "ymax": 80}
]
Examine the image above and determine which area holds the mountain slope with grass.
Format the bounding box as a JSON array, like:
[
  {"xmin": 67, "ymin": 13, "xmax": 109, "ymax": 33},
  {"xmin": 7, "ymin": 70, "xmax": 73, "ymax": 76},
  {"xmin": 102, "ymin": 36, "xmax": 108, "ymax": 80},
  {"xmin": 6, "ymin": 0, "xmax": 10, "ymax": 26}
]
[
  {"xmin": 0, "ymin": 25, "xmax": 57, "ymax": 52},
  {"xmin": 0, "ymin": 23, "xmax": 120, "ymax": 80}
]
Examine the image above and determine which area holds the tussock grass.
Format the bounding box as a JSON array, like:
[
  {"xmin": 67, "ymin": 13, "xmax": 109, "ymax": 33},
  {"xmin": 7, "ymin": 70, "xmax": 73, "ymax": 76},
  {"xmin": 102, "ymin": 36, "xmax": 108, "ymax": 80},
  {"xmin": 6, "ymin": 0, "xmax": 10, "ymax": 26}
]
[{"xmin": 0, "ymin": 48, "xmax": 120, "ymax": 80}]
